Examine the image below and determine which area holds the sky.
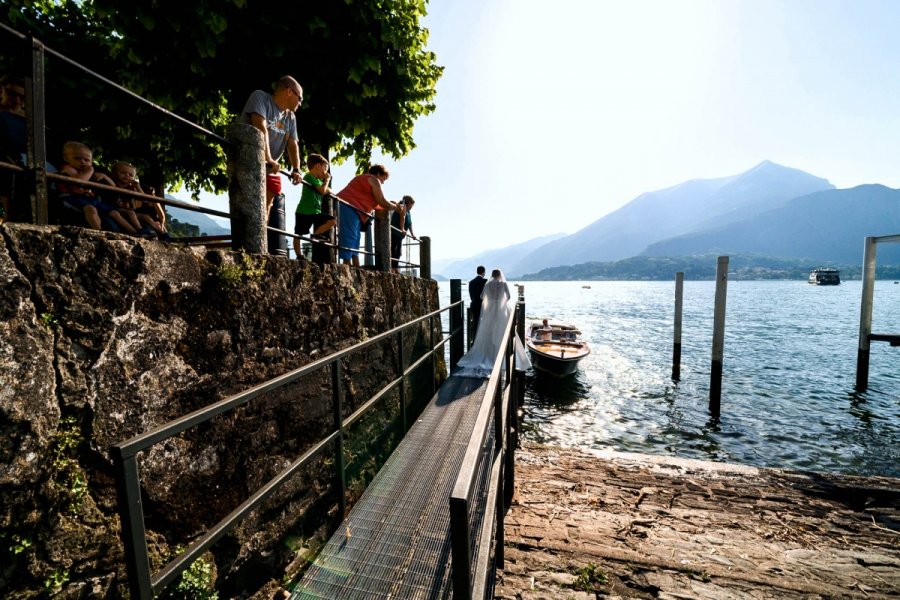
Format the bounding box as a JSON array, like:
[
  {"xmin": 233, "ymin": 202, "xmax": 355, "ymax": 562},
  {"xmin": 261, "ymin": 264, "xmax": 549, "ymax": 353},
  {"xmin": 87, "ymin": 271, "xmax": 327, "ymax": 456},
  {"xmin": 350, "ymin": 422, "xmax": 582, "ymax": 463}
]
[{"xmin": 191, "ymin": 0, "xmax": 900, "ymax": 263}]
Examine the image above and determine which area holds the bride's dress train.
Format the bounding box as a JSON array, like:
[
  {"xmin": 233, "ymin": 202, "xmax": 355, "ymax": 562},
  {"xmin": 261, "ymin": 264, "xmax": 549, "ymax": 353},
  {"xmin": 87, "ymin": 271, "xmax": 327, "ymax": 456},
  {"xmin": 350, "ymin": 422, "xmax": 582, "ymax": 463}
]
[{"xmin": 455, "ymin": 275, "xmax": 531, "ymax": 378}]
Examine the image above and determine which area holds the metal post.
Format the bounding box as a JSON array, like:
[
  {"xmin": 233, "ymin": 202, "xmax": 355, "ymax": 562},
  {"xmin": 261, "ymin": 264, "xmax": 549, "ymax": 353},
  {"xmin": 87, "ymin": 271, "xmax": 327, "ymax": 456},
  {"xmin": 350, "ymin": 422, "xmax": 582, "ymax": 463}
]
[
  {"xmin": 113, "ymin": 452, "xmax": 153, "ymax": 600},
  {"xmin": 672, "ymin": 272, "xmax": 684, "ymax": 381},
  {"xmin": 430, "ymin": 314, "xmax": 437, "ymax": 396},
  {"xmin": 709, "ymin": 256, "xmax": 728, "ymax": 414},
  {"xmin": 856, "ymin": 237, "xmax": 877, "ymax": 391},
  {"xmin": 506, "ymin": 300, "xmax": 526, "ymax": 508},
  {"xmin": 450, "ymin": 279, "xmax": 463, "ymax": 369},
  {"xmin": 364, "ymin": 218, "xmax": 374, "ymax": 267},
  {"xmin": 328, "ymin": 197, "xmax": 338, "ymax": 264},
  {"xmin": 266, "ymin": 193, "xmax": 287, "ymax": 256},
  {"xmin": 331, "ymin": 361, "xmax": 347, "ymax": 518},
  {"xmin": 449, "ymin": 497, "xmax": 472, "ymax": 600},
  {"xmin": 420, "ymin": 236, "xmax": 431, "ymax": 280},
  {"xmin": 25, "ymin": 36, "xmax": 48, "ymax": 225},
  {"xmin": 398, "ymin": 331, "xmax": 407, "ymax": 431},
  {"xmin": 374, "ymin": 209, "xmax": 390, "ymax": 272}
]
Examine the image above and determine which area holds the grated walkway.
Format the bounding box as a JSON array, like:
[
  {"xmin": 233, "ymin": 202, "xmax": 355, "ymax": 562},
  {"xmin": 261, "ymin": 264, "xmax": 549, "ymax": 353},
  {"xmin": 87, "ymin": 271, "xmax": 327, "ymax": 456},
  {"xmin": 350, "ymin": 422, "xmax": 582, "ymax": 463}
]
[{"xmin": 291, "ymin": 375, "xmax": 490, "ymax": 599}]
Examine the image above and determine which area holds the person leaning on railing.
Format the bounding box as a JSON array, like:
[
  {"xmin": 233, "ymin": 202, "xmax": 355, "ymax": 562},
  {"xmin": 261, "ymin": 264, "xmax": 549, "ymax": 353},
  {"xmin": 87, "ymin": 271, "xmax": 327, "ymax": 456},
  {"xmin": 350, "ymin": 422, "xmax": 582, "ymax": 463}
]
[
  {"xmin": 239, "ymin": 75, "xmax": 304, "ymax": 220},
  {"xmin": 390, "ymin": 195, "xmax": 416, "ymax": 273},
  {"xmin": 335, "ymin": 164, "xmax": 399, "ymax": 267},
  {"xmin": 293, "ymin": 153, "xmax": 335, "ymax": 261}
]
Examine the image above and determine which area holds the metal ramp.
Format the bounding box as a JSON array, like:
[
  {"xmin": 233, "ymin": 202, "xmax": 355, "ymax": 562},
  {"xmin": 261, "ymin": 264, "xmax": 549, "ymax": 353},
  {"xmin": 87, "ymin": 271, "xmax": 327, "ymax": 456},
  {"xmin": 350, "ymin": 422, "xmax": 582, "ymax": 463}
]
[{"xmin": 291, "ymin": 375, "xmax": 492, "ymax": 599}]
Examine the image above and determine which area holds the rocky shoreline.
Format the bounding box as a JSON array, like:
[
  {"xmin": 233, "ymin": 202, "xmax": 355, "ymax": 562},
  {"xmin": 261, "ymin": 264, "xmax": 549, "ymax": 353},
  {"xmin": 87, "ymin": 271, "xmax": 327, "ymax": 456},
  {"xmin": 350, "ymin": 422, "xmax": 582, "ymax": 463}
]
[{"xmin": 497, "ymin": 445, "xmax": 900, "ymax": 599}]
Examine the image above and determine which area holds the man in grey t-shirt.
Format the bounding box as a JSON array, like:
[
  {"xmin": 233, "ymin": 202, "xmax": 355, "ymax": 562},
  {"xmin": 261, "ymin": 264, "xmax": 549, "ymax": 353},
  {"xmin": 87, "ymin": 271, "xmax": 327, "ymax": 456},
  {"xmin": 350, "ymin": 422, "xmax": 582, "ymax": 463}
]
[{"xmin": 240, "ymin": 75, "xmax": 304, "ymax": 217}]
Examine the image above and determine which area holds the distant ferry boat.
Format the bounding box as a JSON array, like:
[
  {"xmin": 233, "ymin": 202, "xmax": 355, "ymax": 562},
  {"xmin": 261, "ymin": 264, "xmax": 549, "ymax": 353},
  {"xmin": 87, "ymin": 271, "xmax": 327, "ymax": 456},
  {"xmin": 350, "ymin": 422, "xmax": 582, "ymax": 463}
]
[{"xmin": 808, "ymin": 268, "xmax": 840, "ymax": 285}]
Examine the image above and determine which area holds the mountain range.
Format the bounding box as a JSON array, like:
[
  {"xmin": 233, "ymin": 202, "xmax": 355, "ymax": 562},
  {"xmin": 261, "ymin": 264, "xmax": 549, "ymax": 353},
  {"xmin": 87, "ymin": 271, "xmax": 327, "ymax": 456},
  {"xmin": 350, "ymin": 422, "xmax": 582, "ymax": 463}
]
[
  {"xmin": 165, "ymin": 200, "xmax": 231, "ymax": 236},
  {"xmin": 434, "ymin": 161, "xmax": 900, "ymax": 279}
]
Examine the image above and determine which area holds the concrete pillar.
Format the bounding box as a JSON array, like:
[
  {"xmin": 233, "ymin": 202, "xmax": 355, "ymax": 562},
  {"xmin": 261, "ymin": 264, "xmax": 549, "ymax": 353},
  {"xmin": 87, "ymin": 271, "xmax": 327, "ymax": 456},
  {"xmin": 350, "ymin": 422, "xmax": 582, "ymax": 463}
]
[
  {"xmin": 226, "ymin": 123, "xmax": 267, "ymax": 254},
  {"xmin": 374, "ymin": 209, "xmax": 390, "ymax": 272},
  {"xmin": 420, "ymin": 236, "xmax": 431, "ymax": 280}
]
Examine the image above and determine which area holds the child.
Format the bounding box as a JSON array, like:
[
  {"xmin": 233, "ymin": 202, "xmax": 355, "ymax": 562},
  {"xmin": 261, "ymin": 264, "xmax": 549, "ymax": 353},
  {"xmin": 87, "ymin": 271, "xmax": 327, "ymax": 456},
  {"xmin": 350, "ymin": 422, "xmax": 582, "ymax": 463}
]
[
  {"xmin": 293, "ymin": 153, "xmax": 336, "ymax": 259},
  {"xmin": 105, "ymin": 161, "xmax": 145, "ymax": 235},
  {"xmin": 111, "ymin": 161, "xmax": 170, "ymax": 240},
  {"xmin": 58, "ymin": 141, "xmax": 138, "ymax": 233}
]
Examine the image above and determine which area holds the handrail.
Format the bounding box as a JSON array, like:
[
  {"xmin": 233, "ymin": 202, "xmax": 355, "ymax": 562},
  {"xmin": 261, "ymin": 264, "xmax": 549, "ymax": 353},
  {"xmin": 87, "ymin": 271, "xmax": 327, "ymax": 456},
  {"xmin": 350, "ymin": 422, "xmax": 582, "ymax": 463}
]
[
  {"xmin": 113, "ymin": 299, "xmax": 465, "ymax": 599},
  {"xmin": 449, "ymin": 298, "xmax": 525, "ymax": 599},
  {"xmin": 47, "ymin": 172, "xmax": 231, "ymax": 219},
  {"xmin": 0, "ymin": 21, "xmax": 226, "ymax": 145},
  {"xmin": 3, "ymin": 21, "xmax": 429, "ymax": 275}
]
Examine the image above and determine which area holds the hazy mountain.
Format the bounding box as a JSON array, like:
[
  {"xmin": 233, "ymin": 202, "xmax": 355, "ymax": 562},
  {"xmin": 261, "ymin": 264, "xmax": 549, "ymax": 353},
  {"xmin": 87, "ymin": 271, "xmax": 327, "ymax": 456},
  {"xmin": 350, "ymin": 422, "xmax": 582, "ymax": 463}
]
[
  {"xmin": 508, "ymin": 161, "xmax": 834, "ymax": 276},
  {"xmin": 436, "ymin": 233, "xmax": 567, "ymax": 280},
  {"xmin": 165, "ymin": 202, "xmax": 230, "ymax": 236},
  {"xmin": 642, "ymin": 184, "xmax": 900, "ymax": 263}
]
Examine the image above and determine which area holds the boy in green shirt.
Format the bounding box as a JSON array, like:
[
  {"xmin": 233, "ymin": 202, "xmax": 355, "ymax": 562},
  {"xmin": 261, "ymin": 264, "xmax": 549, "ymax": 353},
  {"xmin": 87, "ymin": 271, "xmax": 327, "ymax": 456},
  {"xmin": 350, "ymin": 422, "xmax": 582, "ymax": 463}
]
[{"xmin": 294, "ymin": 153, "xmax": 336, "ymax": 259}]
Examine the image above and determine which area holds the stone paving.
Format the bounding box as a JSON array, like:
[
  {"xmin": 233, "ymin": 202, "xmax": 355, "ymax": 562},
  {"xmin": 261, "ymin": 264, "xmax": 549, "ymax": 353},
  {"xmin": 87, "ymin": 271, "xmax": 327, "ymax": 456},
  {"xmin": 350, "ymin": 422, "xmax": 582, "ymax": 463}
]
[{"xmin": 496, "ymin": 445, "xmax": 900, "ymax": 599}]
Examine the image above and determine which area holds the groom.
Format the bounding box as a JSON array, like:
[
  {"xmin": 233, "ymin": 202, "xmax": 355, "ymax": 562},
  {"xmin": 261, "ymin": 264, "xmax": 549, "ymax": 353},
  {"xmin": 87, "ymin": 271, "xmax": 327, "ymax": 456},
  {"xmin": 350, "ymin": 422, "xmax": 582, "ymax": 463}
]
[{"xmin": 468, "ymin": 265, "xmax": 487, "ymax": 339}]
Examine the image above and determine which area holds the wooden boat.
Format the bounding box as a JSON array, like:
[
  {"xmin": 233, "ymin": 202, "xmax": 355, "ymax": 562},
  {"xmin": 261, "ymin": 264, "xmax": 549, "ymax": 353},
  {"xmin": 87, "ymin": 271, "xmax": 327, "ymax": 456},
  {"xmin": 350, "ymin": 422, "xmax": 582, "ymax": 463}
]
[
  {"xmin": 808, "ymin": 268, "xmax": 840, "ymax": 285},
  {"xmin": 526, "ymin": 319, "xmax": 590, "ymax": 377}
]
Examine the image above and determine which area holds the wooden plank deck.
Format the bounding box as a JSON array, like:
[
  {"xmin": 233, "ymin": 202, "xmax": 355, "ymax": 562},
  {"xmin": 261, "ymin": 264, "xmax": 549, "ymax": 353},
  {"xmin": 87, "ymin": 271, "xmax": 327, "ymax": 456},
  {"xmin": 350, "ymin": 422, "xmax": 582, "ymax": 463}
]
[{"xmin": 497, "ymin": 445, "xmax": 900, "ymax": 599}]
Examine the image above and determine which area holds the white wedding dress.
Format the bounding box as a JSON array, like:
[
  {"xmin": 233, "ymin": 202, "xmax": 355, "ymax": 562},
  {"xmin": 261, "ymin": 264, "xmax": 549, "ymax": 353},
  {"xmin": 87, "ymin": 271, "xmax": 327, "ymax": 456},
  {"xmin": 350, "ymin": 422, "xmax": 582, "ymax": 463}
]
[{"xmin": 455, "ymin": 273, "xmax": 531, "ymax": 378}]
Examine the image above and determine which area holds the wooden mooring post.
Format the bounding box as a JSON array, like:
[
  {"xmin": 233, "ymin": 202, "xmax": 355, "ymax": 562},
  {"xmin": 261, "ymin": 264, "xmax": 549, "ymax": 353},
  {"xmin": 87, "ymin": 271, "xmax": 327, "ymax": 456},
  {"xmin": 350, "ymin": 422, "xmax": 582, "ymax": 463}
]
[
  {"xmin": 856, "ymin": 236, "xmax": 877, "ymax": 391},
  {"xmin": 709, "ymin": 256, "xmax": 728, "ymax": 414},
  {"xmin": 672, "ymin": 272, "xmax": 684, "ymax": 381}
]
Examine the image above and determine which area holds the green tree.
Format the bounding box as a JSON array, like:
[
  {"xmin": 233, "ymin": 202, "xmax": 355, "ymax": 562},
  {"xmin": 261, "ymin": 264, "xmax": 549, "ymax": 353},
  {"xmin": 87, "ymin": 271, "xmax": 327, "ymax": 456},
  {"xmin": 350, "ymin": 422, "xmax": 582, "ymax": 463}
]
[{"xmin": 1, "ymin": 0, "xmax": 442, "ymax": 192}]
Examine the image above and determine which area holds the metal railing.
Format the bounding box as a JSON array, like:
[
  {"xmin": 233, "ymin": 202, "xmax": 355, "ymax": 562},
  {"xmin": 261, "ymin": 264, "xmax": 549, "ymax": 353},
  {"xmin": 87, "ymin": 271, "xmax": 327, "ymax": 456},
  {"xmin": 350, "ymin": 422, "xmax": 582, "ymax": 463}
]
[
  {"xmin": 1, "ymin": 22, "xmax": 429, "ymax": 276},
  {"xmin": 449, "ymin": 297, "xmax": 526, "ymax": 600},
  {"xmin": 112, "ymin": 299, "xmax": 464, "ymax": 599},
  {"xmin": 0, "ymin": 21, "xmax": 227, "ymax": 227}
]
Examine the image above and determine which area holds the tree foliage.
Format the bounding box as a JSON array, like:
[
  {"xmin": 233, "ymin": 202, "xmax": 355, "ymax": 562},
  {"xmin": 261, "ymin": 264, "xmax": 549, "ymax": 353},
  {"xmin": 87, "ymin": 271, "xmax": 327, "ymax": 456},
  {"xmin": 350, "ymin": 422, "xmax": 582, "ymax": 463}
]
[{"xmin": 1, "ymin": 0, "xmax": 442, "ymax": 193}]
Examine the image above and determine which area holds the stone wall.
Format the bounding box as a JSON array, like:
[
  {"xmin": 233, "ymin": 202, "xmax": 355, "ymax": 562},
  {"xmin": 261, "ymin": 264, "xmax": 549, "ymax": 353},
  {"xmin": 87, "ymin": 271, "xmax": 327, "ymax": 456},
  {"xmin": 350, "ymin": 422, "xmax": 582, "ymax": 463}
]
[{"xmin": 0, "ymin": 223, "xmax": 444, "ymax": 598}]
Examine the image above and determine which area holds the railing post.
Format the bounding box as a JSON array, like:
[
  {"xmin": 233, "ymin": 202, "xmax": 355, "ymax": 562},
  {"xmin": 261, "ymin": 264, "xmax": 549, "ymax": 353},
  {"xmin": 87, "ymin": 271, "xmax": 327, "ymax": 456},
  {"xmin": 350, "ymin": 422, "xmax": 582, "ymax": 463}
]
[
  {"xmin": 449, "ymin": 497, "xmax": 472, "ymax": 600},
  {"xmin": 328, "ymin": 196, "xmax": 339, "ymax": 264},
  {"xmin": 25, "ymin": 36, "xmax": 48, "ymax": 225},
  {"xmin": 450, "ymin": 279, "xmax": 463, "ymax": 369},
  {"xmin": 113, "ymin": 451, "xmax": 153, "ymax": 600},
  {"xmin": 331, "ymin": 361, "xmax": 347, "ymax": 518},
  {"xmin": 266, "ymin": 193, "xmax": 288, "ymax": 256},
  {"xmin": 419, "ymin": 236, "xmax": 431, "ymax": 279},
  {"xmin": 672, "ymin": 271, "xmax": 684, "ymax": 381},
  {"xmin": 226, "ymin": 122, "xmax": 267, "ymax": 254},
  {"xmin": 398, "ymin": 331, "xmax": 407, "ymax": 431},
  {"xmin": 709, "ymin": 256, "xmax": 728, "ymax": 415},
  {"xmin": 374, "ymin": 209, "xmax": 390, "ymax": 271},
  {"xmin": 506, "ymin": 300, "xmax": 525, "ymax": 508},
  {"xmin": 430, "ymin": 314, "xmax": 437, "ymax": 396},
  {"xmin": 364, "ymin": 218, "xmax": 374, "ymax": 267},
  {"xmin": 856, "ymin": 237, "xmax": 877, "ymax": 392}
]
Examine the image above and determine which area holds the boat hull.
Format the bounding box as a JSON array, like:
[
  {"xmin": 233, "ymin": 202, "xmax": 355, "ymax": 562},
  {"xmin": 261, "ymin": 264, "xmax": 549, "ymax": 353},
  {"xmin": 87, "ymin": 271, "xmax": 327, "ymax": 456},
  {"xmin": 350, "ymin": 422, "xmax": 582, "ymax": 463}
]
[
  {"xmin": 527, "ymin": 319, "xmax": 590, "ymax": 377},
  {"xmin": 528, "ymin": 348, "xmax": 585, "ymax": 377}
]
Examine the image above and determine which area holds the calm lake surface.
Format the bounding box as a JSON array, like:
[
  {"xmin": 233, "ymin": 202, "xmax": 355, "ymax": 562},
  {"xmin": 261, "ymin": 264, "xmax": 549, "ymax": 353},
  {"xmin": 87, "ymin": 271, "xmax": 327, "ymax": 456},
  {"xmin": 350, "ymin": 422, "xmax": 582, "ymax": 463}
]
[{"xmin": 438, "ymin": 280, "xmax": 900, "ymax": 477}]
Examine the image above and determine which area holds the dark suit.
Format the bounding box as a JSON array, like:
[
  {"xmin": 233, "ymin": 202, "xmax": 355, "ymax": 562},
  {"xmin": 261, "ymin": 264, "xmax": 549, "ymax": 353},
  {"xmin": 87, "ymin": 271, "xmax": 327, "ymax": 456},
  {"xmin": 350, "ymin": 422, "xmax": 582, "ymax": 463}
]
[{"xmin": 468, "ymin": 275, "xmax": 487, "ymax": 339}]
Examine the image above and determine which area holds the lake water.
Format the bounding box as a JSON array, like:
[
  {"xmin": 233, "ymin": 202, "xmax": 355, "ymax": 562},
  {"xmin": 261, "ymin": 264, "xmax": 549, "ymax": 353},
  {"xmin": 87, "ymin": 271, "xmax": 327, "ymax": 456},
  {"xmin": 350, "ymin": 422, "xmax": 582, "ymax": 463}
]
[{"xmin": 438, "ymin": 280, "xmax": 900, "ymax": 477}]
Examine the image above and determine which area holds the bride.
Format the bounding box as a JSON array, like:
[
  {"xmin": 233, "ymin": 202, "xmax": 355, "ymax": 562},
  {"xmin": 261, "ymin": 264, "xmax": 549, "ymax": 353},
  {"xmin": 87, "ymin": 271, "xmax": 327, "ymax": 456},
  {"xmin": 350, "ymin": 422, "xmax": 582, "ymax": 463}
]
[{"xmin": 455, "ymin": 269, "xmax": 531, "ymax": 378}]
